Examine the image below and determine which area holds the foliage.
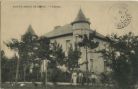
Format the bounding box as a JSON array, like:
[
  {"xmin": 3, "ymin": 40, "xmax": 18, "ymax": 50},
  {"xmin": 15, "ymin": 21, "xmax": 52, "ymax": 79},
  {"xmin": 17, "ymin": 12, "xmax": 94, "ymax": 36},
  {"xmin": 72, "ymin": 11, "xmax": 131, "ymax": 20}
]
[
  {"xmin": 78, "ymin": 33, "xmax": 99, "ymax": 49},
  {"xmin": 98, "ymin": 32, "xmax": 138, "ymax": 89},
  {"xmin": 5, "ymin": 25, "xmax": 50, "ymax": 82},
  {"xmin": 77, "ymin": 33, "xmax": 99, "ymax": 67},
  {"xmin": 1, "ymin": 50, "xmax": 17, "ymax": 82},
  {"xmin": 37, "ymin": 36, "xmax": 50, "ymax": 60},
  {"xmin": 49, "ymin": 41, "xmax": 65, "ymax": 67},
  {"xmin": 76, "ymin": 32, "xmax": 99, "ymax": 84},
  {"xmin": 46, "ymin": 41, "xmax": 66, "ymax": 84},
  {"xmin": 67, "ymin": 44, "xmax": 81, "ymax": 70},
  {"xmin": 100, "ymin": 72, "xmax": 111, "ymax": 85}
]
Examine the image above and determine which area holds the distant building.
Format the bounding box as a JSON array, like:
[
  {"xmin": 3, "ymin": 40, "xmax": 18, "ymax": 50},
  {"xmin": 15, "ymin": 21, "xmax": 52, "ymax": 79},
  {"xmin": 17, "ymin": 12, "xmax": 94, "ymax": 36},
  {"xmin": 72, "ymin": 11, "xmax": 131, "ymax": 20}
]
[{"xmin": 44, "ymin": 9, "xmax": 109, "ymax": 74}]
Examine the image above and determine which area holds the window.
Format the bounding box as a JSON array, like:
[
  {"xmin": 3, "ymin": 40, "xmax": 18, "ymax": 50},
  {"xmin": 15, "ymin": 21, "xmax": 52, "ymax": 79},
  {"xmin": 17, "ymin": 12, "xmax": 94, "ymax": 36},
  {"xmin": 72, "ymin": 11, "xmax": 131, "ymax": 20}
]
[{"xmin": 66, "ymin": 40, "xmax": 71, "ymax": 52}]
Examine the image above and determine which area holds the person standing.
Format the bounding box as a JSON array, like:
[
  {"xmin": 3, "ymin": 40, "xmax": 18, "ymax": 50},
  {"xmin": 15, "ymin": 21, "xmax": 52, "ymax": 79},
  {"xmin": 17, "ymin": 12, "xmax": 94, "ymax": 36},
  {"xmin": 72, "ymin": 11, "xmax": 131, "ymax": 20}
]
[
  {"xmin": 90, "ymin": 72, "xmax": 97, "ymax": 85},
  {"xmin": 78, "ymin": 71, "xmax": 84, "ymax": 85},
  {"xmin": 72, "ymin": 71, "xmax": 78, "ymax": 85}
]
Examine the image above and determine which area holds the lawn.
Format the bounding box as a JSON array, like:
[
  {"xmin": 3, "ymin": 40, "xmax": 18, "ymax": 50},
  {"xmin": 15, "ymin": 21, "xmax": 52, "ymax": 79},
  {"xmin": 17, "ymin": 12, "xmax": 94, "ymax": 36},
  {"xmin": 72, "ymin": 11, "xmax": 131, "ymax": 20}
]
[{"xmin": 1, "ymin": 83, "xmax": 114, "ymax": 89}]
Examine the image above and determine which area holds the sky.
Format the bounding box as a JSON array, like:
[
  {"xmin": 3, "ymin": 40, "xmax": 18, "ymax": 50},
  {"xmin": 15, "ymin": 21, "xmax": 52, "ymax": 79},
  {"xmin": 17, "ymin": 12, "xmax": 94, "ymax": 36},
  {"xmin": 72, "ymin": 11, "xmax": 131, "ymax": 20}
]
[{"xmin": 1, "ymin": 1, "xmax": 138, "ymax": 58}]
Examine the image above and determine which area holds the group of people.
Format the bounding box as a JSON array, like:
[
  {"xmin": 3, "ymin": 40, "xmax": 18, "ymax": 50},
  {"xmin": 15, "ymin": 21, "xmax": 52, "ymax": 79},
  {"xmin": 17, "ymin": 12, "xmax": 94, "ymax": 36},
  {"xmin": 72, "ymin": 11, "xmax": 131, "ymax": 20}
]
[{"xmin": 71, "ymin": 70, "xmax": 98, "ymax": 85}]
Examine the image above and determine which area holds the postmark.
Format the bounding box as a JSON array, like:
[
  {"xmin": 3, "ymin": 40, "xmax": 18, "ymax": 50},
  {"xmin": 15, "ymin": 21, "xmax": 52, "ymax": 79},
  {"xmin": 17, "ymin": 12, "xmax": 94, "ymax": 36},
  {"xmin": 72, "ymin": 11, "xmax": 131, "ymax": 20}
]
[{"xmin": 109, "ymin": 3, "xmax": 132, "ymax": 29}]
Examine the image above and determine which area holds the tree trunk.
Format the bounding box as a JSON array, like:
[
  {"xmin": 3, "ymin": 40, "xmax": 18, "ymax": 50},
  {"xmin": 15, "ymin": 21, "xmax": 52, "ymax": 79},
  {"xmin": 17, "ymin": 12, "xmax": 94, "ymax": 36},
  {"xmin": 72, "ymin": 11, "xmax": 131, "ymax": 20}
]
[
  {"xmin": 0, "ymin": 52, "xmax": 1, "ymax": 88},
  {"xmin": 85, "ymin": 46, "xmax": 89, "ymax": 85},
  {"xmin": 15, "ymin": 57, "xmax": 20, "ymax": 84},
  {"xmin": 45, "ymin": 71, "xmax": 47, "ymax": 88},
  {"xmin": 23, "ymin": 66, "xmax": 26, "ymax": 83}
]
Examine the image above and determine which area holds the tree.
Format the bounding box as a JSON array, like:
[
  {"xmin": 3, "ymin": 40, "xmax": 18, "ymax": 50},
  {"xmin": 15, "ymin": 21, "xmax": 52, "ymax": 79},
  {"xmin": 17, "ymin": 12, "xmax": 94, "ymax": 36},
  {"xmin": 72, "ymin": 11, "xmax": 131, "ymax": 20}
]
[
  {"xmin": 49, "ymin": 41, "xmax": 65, "ymax": 67},
  {"xmin": 37, "ymin": 36, "xmax": 50, "ymax": 60},
  {"xmin": 48, "ymin": 41, "xmax": 65, "ymax": 84},
  {"xmin": 5, "ymin": 25, "xmax": 51, "ymax": 86},
  {"xmin": 5, "ymin": 25, "xmax": 39, "ymax": 83},
  {"xmin": 5, "ymin": 38, "xmax": 23, "ymax": 83},
  {"xmin": 37, "ymin": 36, "xmax": 50, "ymax": 86},
  {"xmin": 1, "ymin": 50, "xmax": 9, "ymax": 82},
  {"xmin": 8, "ymin": 54, "xmax": 18, "ymax": 83},
  {"xmin": 99, "ymin": 32, "xmax": 138, "ymax": 89},
  {"xmin": 1, "ymin": 50, "xmax": 17, "ymax": 82},
  {"xmin": 77, "ymin": 32, "xmax": 99, "ymax": 84},
  {"xmin": 67, "ymin": 44, "xmax": 81, "ymax": 71}
]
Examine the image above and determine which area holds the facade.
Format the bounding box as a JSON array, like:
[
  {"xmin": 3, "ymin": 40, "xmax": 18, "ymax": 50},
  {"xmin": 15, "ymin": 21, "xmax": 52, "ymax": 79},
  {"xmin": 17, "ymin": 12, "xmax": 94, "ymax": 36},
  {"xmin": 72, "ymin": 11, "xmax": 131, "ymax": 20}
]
[{"xmin": 44, "ymin": 9, "xmax": 109, "ymax": 74}]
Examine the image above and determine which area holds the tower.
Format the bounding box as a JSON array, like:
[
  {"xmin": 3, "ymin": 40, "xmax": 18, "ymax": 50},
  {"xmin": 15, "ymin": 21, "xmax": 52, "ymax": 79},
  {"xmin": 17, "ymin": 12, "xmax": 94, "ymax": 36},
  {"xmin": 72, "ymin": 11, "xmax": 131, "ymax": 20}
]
[
  {"xmin": 71, "ymin": 9, "xmax": 90, "ymax": 30},
  {"xmin": 71, "ymin": 9, "xmax": 91, "ymax": 44},
  {"xmin": 71, "ymin": 9, "xmax": 91, "ymax": 72}
]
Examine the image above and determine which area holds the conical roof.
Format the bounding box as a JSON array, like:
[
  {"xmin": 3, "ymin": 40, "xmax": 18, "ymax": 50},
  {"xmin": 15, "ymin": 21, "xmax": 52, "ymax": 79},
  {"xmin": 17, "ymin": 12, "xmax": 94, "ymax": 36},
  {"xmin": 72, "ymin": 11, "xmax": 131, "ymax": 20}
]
[
  {"xmin": 26, "ymin": 25, "xmax": 36, "ymax": 35},
  {"xmin": 71, "ymin": 9, "xmax": 90, "ymax": 25}
]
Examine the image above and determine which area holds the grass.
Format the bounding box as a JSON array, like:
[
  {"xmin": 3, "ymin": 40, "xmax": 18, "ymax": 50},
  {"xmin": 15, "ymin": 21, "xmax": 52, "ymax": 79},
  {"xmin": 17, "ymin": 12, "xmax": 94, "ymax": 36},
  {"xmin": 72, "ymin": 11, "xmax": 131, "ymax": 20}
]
[{"xmin": 1, "ymin": 83, "xmax": 114, "ymax": 89}]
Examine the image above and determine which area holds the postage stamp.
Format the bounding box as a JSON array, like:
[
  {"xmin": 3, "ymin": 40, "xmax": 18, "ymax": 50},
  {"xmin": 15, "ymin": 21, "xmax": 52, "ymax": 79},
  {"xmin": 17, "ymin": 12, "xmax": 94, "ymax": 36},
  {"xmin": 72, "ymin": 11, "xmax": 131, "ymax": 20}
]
[{"xmin": 109, "ymin": 3, "xmax": 132, "ymax": 29}]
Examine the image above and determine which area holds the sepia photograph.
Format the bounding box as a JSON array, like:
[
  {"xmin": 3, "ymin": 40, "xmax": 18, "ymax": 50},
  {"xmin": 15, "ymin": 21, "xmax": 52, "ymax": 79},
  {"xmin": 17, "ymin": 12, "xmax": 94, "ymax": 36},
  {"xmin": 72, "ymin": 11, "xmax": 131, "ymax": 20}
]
[{"xmin": 1, "ymin": 0, "xmax": 138, "ymax": 89}]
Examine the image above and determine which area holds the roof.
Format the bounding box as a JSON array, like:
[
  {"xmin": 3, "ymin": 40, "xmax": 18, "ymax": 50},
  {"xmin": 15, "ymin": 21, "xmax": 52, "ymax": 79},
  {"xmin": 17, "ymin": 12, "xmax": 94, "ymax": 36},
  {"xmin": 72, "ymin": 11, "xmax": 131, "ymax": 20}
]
[
  {"xmin": 71, "ymin": 9, "xmax": 90, "ymax": 25},
  {"xmin": 44, "ymin": 24, "xmax": 107, "ymax": 41},
  {"xmin": 45, "ymin": 24, "xmax": 73, "ymax": 38},
  {"xmin": 26, "ymin": 25, "xmax": 36, "ymax": 35},
  {"xmin": 44, "ymin": 9, "xmax": 107, "ymax": 41}
]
